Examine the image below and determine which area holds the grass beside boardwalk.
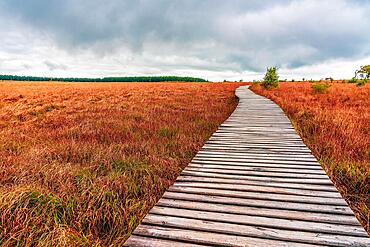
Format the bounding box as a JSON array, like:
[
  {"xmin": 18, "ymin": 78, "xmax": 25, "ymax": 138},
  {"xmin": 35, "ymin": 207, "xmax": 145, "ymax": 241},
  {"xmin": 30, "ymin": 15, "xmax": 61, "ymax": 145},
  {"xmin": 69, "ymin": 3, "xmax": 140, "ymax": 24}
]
[
  {"xmin": 250, "ymin": 82, "xmax": 370, "ymax": 234},
  {"xmin": 0, "ymin": 81, "xmax": 246, "ymax": 246}
]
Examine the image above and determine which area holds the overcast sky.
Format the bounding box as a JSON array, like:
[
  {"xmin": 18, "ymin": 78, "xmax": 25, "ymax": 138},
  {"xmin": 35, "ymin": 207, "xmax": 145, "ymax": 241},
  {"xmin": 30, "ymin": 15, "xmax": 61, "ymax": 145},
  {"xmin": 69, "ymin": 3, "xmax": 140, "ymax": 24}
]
[{"xmin": 1, "ymin": 0, "xmax": 369, "ymax": 81}]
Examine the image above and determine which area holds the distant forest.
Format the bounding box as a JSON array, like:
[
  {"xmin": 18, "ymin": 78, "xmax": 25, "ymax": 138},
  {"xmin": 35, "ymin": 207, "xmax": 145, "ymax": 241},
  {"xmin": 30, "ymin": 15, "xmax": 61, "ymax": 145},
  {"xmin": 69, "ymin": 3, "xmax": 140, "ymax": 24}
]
[{"xmin": 0, "ymin": 74, "xmax": 208, "ymax": 82}]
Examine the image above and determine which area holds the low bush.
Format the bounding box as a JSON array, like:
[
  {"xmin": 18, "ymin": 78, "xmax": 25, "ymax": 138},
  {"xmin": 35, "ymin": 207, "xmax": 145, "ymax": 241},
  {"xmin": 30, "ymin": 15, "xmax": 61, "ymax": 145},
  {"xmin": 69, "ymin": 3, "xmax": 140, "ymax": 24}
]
[
  {"xmin": 349, "ymin": 77, "xmax": 358, "ymax": 83},
  {"xmin": 356, "ymin": 79, "xmax": 367, "ymax": 87},
  {"xmin": 311, "ymin": 82, "xmax": 331, "ymax": 93}
]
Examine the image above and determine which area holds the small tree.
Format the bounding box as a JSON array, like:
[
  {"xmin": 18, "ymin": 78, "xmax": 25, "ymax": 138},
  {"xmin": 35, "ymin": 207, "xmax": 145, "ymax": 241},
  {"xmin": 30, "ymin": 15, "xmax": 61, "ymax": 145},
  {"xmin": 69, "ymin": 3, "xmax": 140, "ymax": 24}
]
[
  {"xmin": 262, "ymin": 67, "xmax": 279, "ymax": 89},
  {"xmin": 356, "ymin": 65, "xmax": 370, "ymax": 79}
]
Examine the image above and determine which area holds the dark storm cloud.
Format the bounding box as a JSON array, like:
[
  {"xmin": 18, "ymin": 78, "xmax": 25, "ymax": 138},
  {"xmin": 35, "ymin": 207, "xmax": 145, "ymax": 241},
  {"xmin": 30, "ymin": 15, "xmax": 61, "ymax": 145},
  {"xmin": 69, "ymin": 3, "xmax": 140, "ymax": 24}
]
[{"xmin": 1, "ymin": 0, "xmax": 370, "ymax": 73}]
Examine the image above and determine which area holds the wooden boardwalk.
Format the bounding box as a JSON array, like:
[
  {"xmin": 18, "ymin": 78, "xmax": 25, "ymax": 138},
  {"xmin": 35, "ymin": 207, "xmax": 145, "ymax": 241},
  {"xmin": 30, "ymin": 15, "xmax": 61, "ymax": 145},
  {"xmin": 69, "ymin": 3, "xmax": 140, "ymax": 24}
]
[{"xmin": 125, "ymin": 86, "xmax": 370, "ymax": 246}]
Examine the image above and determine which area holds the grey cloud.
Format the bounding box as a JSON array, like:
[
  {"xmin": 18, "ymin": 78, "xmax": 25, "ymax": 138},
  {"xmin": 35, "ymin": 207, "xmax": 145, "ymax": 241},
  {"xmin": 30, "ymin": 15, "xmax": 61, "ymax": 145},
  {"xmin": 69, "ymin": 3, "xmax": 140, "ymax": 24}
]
[
  {"xmin": 0, "ymin": 0, "xmax": 370, "ymax": 74},
  {"xmin": 23, "ymin": 64, "xmax": 32, "ymax": 70},
  {"xmin": 44, "ymin": 60, "xmax": 68, "ymax": 71}
]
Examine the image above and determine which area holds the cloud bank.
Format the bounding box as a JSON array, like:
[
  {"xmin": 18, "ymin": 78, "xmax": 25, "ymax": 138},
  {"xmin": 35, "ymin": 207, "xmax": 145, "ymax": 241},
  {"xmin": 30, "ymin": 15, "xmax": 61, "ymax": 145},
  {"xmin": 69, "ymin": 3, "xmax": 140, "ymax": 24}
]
[{"xmin": 0, "ymin": 0, "xmax": 369, "ymax": 80}]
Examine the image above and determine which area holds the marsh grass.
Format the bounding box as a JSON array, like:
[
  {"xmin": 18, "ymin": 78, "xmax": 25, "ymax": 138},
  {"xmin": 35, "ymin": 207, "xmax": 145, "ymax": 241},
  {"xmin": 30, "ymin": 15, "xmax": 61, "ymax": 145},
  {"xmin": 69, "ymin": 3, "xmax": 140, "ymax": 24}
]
[
  {"xmin": 0, "ymin": 81, "xmax": 245, "ymax": 246},
  {"xmin": 251, "ymin": 82, "xmax": 370, "ymax": 234}
]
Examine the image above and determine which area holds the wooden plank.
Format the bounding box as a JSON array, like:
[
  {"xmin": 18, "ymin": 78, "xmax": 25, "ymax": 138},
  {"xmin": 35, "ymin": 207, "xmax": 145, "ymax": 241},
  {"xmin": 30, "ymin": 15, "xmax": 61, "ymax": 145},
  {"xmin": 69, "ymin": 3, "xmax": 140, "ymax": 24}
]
[
  {"xmin": 214, "ymin": 132, "xmax": 301, "ymax": 137},
  {"xmin": 223, "ymin": 119, "xmax": 291, "ymax": 123},
  {"xmin": 191, "ymin": 160, "xmax": 322, "ymax": 170},
  {"xmin": 220, "ymin": 124, "xmax": 294, "ymax": 128},
  {"xmin": 176, "ymin": 175, "xmax": 338, "ymax": 192},
  {"xmin": 174, "ymin": 181, "xmax": 342, "ymax": 198},
  {"xmin": 207, "ymin": 140, "xmax": 306, "ymax": 146},
  {"xmin": 162, "ymin": 192, "xmax": 354, "ymax": 215},
  {"xmin": 168, "ymin": 186, "xmax": 347, "ymax": 205},
  {"xmin": 143, "ymin": 214, "xmax": 370, "ymax": 246},
  {"xmin": 220, "ymin": 124, "xmax": 293, "ymax": 128},
  {"xmin": 184, "ymin": 167, "xmax": 330, "ymax": 179},
  {"xmin": 206, "ymin": 141, "xmax": 307, "ymax": 148},
  {"xmin": 200, "ymin": 148, "xmax": 316, "ymax": 157},
  {"xmin": 133, "ymin": 224, "xmax": 316, "ymax": 247},
  {"xmin": 157, "ymin": 198, "xmax": 360, "ymax": 225},
  {"xmin": 208, "ymin": 139, "xmax": 306, "ymax": 146},
  {"xmin": 213, "ymin": 133, "xmax": 303, "ymax": 139},
  {"xmin": 207, "ymin": 139, "xmax": 305, "ymax": 145},
  {"xmin": 217, "ymin": 127, "xmax": 296, "ymax": 131},
  {"xmin": 192, "ymin": 159, "xmax": 321, "ymax": 169},
  {"xmin": 193, "ymin": 154, "xmax": 322, "ymax": 166},
  {"xmin": 201, "ymin": 146, "xmax": 313, "ymax": 154},
  {"xmin": 197, "ymin": 150, "xmax": 317, "ymax": 161},
  {"xmin": 189, "ymin": 163, "xmax": 326, "ymax": 174},
  {"xmin": 181, "ymin": 170, "xmax": 334, "ymax": 185},
  {"xmin": 149, "ymin": 206, "xmax": 367, "ymax": 237},
  {"xmin": 211, "ymin": 134, "xmax": 301, "ymax": 139},
  {"xmin": 124, "ymin": 235, "xmax": 206, "ymax": 247},
  {"xmin": 203, "ymin": 143, "xmax": 312, "ymax": 152},
  {"xmin": 196, "ymin": 151, "xmax": 318, "ymax": 162}
]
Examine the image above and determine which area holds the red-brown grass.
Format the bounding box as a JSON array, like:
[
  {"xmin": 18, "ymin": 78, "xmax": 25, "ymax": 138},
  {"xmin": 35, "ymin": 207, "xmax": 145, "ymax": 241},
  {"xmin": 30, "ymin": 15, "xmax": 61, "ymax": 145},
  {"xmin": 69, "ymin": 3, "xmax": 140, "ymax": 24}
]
[
  {"xmin": 0, "ymin": 81, "xmax": 247, "ymax": 246},
  {"xmin": 250, "ymin": 82, "xmax": 370, "ymax": 234}
]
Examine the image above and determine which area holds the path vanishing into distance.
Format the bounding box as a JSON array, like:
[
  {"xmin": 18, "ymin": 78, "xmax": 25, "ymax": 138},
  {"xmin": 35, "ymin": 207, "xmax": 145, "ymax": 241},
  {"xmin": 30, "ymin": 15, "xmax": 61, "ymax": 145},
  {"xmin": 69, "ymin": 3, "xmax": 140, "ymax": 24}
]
[{"xmin": 125, "ymin": 86, "xmax": 370, "ymax": 246}]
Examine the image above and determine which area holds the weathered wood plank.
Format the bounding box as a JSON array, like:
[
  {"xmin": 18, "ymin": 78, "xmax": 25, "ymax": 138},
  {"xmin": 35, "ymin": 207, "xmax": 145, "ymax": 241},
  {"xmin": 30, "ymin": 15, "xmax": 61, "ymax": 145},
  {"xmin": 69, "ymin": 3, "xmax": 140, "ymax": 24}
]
[
  {"xmin": 181, "ymin": 170, "xmax": 334, "ymax": 185},
  {"xmin": 149, "ymin": 206, "xmax": 367, "ymax": 237},
  {"xmin": 184, "ymin": 167, "xmax": 330, "ymax": 179},
  {"xmin": 196, "ymin": 151, "xmax": 318, "ymax": 162},
  {"xmin": 143, "ymin": 214, "xmax": 370, "ymax": 246},
  {"xmin": 168, "ymin": 186, "xmax": 347, "ymax": 205},
  {"xmin": 197, "ymin": 150, "xmax": 317, "ymax": 161},
  {"xmin": 174, "ymin": 181, "xmax": 342, "ymax": 198},
  {"xmin": 162, "ymin": 191, "xmax": 354, "ymax": 215},
  {"xmin": 201, "ymin": 145, "xmax": 313, "ymax": 154},
  {"xmin": 193, "ymin": 154, "xmax": 322, "ymax": 166},
  {"xmin": 204, "ymin": 144, "xmax": 309, "ymax": 150},
  {"xmin": 176, "ymin": 175, "xmax": 338, "ymax": 192},
  {"xmin": 200, "ymin": 148, "xmax": 316, "ymax": 157},
  {"xmin": 191, "ymin": 160, "xmax": 322, "ymax": 171},
  {"xmin": 188, "ymin": 162, "xmax": 326, "ymax": 175},
  {"xmin": 157, "ymin": 198, "xmax": 360, "ymax": 225},
  {"xmin": 207, "ymin": 140, "xmax": 307, "ymax": 146},
  {"xmin": 133, "ymin": 225, "xmax": 316, "ymax": 247},
  {"xmin": 124, "ymin": 235, "xmax": 206, "ymax": 247}
]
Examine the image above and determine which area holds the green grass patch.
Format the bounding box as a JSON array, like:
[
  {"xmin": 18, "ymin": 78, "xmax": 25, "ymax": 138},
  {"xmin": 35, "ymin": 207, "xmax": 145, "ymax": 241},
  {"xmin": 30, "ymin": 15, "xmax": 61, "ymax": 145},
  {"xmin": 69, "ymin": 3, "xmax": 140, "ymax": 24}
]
[
  {"xmin": 44, "ymin": 104, "xmax": 61, "ymax": 112},
  {"xmin": 28, "ymin": 110, "xmax": 41, "ymax": 117},
  {"xmin": 158, "ymin": 127, "xmax": 178, "ymax": 138},
  {"xmin": 110, "ymin": 158, "xmax": 151, "ymax": 174},
  {"xmin": 356, "ymin": 79, "xmax": 367, "ymax": 87},
  {"xmin": 311, "ymin": 82, "xmax": 331, "ymax": 93}
]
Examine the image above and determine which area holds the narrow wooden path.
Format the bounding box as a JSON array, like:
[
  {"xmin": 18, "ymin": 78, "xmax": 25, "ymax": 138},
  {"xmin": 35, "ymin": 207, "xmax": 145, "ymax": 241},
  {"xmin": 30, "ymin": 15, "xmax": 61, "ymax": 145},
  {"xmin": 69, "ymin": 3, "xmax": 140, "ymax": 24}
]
[{"xmin": 125, "ymin": 86, "xmax": 369, "ymax": 246}]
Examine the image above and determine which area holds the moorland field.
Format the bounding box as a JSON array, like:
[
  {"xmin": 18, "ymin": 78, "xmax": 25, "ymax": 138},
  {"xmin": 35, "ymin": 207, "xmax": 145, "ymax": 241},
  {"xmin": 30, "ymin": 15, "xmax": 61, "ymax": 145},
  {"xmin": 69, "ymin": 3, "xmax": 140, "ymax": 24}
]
[
  {"xmin": 0, "ymin": 80, "xmax": 369, "ymax": 246},
  {"xmin": 251, "ymin": 82, "xmax": 370, "ymax": 233},
  {"xmin": 0, "ymin": 81, "xmax": 245, "ymax": 246}
]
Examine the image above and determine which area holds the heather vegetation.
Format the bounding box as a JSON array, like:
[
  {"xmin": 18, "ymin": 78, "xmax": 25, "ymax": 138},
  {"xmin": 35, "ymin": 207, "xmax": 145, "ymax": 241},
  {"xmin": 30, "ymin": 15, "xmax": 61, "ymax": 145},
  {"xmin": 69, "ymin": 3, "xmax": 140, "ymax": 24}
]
[
  {"xmin": 250, "ymin": 82, "xmax": 370, "ymax": 234},
  {"xmin": 0, "ymin": 81, "xmax": 245, "ymax": 246}
]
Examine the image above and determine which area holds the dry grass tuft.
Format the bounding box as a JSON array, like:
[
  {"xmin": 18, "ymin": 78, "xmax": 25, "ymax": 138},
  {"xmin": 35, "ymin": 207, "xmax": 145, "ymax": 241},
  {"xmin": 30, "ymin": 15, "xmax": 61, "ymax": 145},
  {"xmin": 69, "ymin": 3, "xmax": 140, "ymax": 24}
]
[
  {"xmin": 0, "ymin": 81, "xmax": 246, "ymax": 246},
  {"xmin": 251, "ymin": 82, "xmax": 370, "ymax": 234}
]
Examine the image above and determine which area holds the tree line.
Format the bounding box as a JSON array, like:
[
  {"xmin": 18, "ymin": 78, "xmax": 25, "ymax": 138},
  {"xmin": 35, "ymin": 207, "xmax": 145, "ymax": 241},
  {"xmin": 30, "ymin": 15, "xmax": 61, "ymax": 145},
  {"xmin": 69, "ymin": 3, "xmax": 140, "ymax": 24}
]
[{"xmin": 0, "ymin": 74, "xmax": 208, "ymax": 82}]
